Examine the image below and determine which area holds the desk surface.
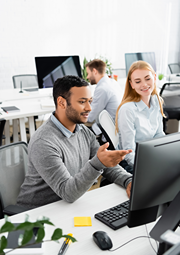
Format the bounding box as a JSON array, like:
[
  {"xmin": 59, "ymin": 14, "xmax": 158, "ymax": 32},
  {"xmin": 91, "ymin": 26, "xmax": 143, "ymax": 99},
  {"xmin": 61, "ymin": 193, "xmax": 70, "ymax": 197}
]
[
  {"xmin": 1, "ymin": 184, "xmax": 178, "ymax": 255},
  {"xmin": 0, "ymin": 88, "xmax": 55, "ymax": 144},
  {"xmin": 0, "ymin": 87, "xmax": 54, "ymax": 120},
  {"xmin": 0, "ymin": 87, "xmax": 53, "ymax": 102}
]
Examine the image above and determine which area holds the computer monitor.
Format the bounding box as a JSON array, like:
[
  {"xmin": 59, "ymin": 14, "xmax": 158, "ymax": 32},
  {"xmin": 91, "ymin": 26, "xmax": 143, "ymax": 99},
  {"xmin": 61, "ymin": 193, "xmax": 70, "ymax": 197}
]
[
  {"xmin": 35, "ymin": 56, "xmax": 82, "ymax": 88},
  {"xmin": 128, "ymin": 132, "xmax": 180, "ymax": 229},
  {"xmin": 125, "ymin": 52, "xmax": 156, "ymax": 76}
]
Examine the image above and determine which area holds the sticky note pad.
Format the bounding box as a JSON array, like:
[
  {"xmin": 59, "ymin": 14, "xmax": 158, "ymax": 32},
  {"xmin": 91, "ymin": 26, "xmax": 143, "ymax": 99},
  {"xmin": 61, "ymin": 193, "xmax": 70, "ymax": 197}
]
[{"xmin": 74, "ymin": 217, "xmax": 92, "ymax": 227}]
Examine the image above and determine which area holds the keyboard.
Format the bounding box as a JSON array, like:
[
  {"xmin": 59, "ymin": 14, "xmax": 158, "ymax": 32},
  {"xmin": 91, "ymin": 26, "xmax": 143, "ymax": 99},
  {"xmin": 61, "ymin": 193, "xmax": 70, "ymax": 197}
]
[{"xmin": 94, "ymin": 200, "xmax": 129, "ymax": 230}]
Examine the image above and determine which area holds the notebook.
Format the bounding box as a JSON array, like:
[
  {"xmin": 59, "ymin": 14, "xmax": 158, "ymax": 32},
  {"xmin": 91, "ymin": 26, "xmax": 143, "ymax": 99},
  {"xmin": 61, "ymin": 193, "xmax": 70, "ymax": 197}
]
[
  {"xmin": 4, "ymin": 224, "xmax": 43, "ymax": 254},
  {"xmin": 1, "ymin": 106, "xmax": 20, "ymax": 113}
]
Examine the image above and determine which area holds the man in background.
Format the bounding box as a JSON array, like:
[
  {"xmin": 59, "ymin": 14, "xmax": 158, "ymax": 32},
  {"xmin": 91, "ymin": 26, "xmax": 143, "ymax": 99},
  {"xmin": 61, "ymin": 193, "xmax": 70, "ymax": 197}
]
[{"xmin": 86, "ymin": 59, "xmax": 123, "ymax": 136}]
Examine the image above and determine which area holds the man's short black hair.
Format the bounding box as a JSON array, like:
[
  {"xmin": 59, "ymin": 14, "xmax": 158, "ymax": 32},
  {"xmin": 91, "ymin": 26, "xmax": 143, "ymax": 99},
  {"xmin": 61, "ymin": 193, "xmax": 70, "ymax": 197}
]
[{"xmin": 53, "ymin": 75, "xmax": 89, "ymax": 107}]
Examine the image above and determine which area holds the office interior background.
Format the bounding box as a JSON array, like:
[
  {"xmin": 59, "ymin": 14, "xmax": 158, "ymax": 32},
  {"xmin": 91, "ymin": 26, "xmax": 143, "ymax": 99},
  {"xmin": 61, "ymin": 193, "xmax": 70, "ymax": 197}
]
[{"xmin": 0, "ymin": 0, "xmax": 180, "ymax": 90}]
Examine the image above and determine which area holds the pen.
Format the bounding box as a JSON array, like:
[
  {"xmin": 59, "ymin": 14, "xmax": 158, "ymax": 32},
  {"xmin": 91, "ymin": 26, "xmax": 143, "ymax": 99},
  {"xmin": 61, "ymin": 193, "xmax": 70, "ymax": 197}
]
[{"xmin": 58, "ymin": 233, "xmax": 73, "ymax": 255}]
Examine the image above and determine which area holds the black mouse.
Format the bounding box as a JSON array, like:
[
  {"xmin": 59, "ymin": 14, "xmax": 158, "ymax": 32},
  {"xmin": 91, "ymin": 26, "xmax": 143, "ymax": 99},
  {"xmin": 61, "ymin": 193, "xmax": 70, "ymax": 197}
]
[
  {"xmin": 93, "ymin": 231, "xmax": 113, "ymax": 250},
  {"xmin": 176, "ymin": 74, "xmax": 180, "ymax": 76}
]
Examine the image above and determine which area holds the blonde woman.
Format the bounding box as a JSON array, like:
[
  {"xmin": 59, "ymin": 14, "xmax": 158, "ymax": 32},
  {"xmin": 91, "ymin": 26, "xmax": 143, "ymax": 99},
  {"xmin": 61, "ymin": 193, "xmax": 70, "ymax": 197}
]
[{"xmin": 115, "ymin": 61, "xmax": 165, "ymax": 173}]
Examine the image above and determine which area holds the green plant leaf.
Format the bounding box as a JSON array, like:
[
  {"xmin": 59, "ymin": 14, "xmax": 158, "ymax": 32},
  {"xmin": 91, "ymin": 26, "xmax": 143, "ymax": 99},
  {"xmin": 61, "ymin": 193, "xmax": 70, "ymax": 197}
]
[
  {"xmin": 37, "ymin": 219, "xmax": 54, "ymax": 226},
  {"xmin": 33, "ymin": 222, "xmax": 44, "ymax": 228},
  {"xmin": 158, "ymin": 74, "xmax": 164, "ymax": 80},
  {"xmin": 81, "ymin": 57, "xmax": 90, "ymax": 81},
  {"xmin": 20, "ymin": 229, "xmax": 33, "ymax": 246},
  {"xmin": 35, "ymin": 228, "xmax": 45, "ymax": 243},
  {"xmin": 16, "ymin": 222, "xmax": 34, "ymax": 231},
  {"xmin": 62, "ymin": 235, "xmax": 77, "ymax": 243},
  {"xmin": 0, "ymin": 235, "xmax": 7, "ymax": 252},
  {"xmin": 0, "ymin": 222, "xmax": 15, "ymax": 233},
  {"xmin": 51, "ymin": 228, "xmax": 63, "ymax": 240}
]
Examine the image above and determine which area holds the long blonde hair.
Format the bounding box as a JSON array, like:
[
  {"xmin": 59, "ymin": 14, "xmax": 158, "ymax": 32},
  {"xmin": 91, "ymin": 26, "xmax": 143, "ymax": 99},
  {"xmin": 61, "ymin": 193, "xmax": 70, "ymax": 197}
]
[{"xmin": 115, "ymin": 60, "xmax": 165, "ymax": 133}]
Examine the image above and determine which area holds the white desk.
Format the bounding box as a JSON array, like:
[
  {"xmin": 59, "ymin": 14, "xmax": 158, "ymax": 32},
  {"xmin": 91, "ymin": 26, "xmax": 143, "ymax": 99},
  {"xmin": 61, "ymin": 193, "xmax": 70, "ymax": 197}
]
[
  {"xmin": 0, "ymin": 88, "xmax": 55, "ymax": 144},
  {"xmin": 1, "ymin": 184, "xmax": 178, "ymax": 255}
]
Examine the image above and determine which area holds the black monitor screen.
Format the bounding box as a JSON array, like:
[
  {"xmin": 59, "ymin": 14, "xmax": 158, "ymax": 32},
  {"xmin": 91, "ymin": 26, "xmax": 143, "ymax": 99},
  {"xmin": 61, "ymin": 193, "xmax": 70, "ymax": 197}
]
[
  {"xmin": 128, "ymin": 132, "xmax": 180, "ymax": 228},
  {"xmin": 125, "ymin": 52, "xmax": 156, "ymax": 76},
  {"xmin": 35, "ymin": 56, "xmax": 82, "ymax": 88}
]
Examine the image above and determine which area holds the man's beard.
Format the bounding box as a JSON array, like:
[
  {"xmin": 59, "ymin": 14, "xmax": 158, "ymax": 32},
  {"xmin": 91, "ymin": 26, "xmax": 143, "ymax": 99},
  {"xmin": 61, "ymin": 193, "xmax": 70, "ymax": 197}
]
[
  {"xmin": 66, "ymin": 104, "xmax": 89, "ymax": 124},
  {"xmin": 89, "ymin": 77, "xmax": 96, "ymax": 85}
]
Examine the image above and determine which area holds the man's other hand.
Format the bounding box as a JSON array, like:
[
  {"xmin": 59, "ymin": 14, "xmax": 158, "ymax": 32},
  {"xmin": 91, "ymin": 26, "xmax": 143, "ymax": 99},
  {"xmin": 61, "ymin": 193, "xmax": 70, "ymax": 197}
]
[
  {"xmin": 126, "ymin": 182, "xmax": 131, "ymax": 198},
  {"xmin": 97, "ymin": 142, "xmax": 132, "ymax": 168}
]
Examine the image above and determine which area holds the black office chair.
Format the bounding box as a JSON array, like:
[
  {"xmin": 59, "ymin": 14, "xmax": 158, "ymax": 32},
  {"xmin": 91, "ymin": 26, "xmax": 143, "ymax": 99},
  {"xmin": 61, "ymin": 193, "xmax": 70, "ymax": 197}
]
[
  {"xmin": 160, "ymin": 82, "xmax": 180, "ymax": 133},
  {"xmin": 168, "ymin": 63, "xmax": 180, "ymax": 74},
  {"xmin": 0, "ymin": 119, "xmax": 6, "ymax": 146},
  {"xmin": 0, "ymin": 142, "xmax": 28, "ymax": 219}
]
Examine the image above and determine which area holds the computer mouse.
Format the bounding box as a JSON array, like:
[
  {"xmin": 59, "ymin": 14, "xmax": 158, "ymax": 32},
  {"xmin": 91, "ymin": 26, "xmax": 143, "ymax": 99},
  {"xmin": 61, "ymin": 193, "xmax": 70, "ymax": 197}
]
[
  {"xmin": 176, "ymin": 74, "xmax": 180, "ymax": 76},
  {"xmin": 93, "ymin": 231, "xmax": 113, "ymax": 250}
]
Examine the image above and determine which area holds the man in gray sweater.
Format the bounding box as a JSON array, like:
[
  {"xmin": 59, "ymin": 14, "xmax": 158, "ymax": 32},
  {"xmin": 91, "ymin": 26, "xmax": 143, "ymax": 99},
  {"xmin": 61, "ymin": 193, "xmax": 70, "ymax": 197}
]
[{"xmin": 17, "ymin": 76, "xmax": 132, "ymax": 209}]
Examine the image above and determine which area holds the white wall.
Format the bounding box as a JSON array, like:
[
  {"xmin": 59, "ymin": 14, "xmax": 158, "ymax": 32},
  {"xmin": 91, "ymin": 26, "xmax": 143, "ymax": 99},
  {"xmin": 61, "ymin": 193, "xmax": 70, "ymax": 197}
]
[{"xmin": 0, "ymin": 0, "xmax": 180, "ymax": 89}]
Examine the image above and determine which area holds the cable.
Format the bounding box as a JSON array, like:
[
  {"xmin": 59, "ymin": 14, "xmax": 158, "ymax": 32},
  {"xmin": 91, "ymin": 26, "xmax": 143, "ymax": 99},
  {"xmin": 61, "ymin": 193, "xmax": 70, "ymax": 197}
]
[
  {"xmin": 145, "ymin": 224, "xmax": 158, "ymax": 253},
  {"xmin": 108, "ymin": 235, "xmax": 158, "ymax": 253}
]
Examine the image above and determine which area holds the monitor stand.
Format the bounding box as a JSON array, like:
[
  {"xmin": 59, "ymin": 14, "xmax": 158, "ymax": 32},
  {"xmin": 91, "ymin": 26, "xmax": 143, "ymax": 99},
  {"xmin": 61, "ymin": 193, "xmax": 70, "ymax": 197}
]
[{"xmin": 150, "ymin": 190, "xmax": 180, "ymax": 255}]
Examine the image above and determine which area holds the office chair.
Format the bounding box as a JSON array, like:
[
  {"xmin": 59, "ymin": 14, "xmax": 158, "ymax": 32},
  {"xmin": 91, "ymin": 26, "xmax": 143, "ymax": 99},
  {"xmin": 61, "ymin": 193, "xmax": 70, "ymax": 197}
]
[
  {"xmin": 0, "ymin": 119, "xmax": 6, "ymax": 146},
  {"xmin": 96, "ymin": 110, "xmax": 119, "ymax": 150},
  {"xmin": 159, "ymin": 82, "xmax": 180, "ymax": 133},
  {"xmin": 12, "ymin": 74, "xmax": 38, "ymax": 134},
  {"xmin": 0, "ymin": 141, "xmax": 28, "ymax": 219},
  {"xmin": 168, "ymin": 63, "xmax": 180, "ymax": 74},
  {"xmin": 96, "ymin": 110, "xmax": 120, "ymax": 187},
  {"xmin": 12, "ymin": 74, "xmax": 38, "ymax": 90}
]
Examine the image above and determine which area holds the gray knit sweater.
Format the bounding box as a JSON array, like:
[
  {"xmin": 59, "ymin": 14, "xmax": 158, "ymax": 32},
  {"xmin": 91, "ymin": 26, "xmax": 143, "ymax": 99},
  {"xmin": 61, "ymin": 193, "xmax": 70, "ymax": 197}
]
[{"xmin": 17, "ymin": 117, "xmax": 132, "ymax": 209}]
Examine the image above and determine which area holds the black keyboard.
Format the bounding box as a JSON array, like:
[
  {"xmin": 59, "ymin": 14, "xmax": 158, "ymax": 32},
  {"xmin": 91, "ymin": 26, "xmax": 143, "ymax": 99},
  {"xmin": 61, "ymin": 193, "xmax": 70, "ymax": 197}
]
[{"xmin": 94, "ymin": 200, "xmax": 129, "ymax": 230}]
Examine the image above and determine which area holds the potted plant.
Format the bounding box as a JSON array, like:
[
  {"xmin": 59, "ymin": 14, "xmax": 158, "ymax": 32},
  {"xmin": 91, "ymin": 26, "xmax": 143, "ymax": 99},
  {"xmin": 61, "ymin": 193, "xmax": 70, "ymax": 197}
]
[
  {"xmin": 81, "ymin": 57, "xmax": 90, "ymax": 82},
  {"xmin": 158, "ymin": 73, "xmax": 164, "ymax": 80},
  {"xmin": 0, "ymin": 215, "xmax": 76, "ymax": 254}
]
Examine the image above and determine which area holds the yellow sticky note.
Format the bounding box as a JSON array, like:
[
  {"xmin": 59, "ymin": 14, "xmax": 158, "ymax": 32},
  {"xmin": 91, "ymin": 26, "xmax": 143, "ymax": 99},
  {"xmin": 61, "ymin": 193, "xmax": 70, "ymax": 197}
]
[{"xmin": 74, "ymin": 217, "xmax": 92, "ymax": 227}]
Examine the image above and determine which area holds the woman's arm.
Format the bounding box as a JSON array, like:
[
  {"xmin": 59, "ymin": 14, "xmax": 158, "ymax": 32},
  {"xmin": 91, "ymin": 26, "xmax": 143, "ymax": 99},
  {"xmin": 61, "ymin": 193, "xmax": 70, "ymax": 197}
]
[{"xmin": 118, "ymin": 106, "xmax": 136, "ymax": 166}]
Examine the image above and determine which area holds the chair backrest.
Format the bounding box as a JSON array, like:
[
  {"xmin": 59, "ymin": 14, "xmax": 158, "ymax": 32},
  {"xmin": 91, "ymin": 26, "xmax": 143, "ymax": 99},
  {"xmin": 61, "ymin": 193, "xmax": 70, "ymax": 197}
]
[
  {"xmin": 0, "ymin": 119, "xmax": 6, "ymax": 146},
  {"xmin": 0, "ymin": 142, "xmax": 28, "ymax": 215},
  {"xmin": 96, "ymin": 110, "xmax": 119, "ymax": 150},
  {"xmin": 168, "ymin": 64, "xmax": 180, "ymax": 74},
  {"xmin": 12, "ymin": 75, "xmax": 38, "ymax": 89}
]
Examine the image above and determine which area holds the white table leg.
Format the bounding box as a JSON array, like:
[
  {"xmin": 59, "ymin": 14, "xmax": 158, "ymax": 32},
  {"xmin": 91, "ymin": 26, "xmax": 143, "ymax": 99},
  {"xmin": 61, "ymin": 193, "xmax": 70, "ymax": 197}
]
[
  {"xmin": 4, "ymin": 120, "xmax": 10, "ymax": 145},
  {"xmin": 19, "ymin": 117, "xmax": 27, "ymax": 143},
  {"xmin": 13, "ymin": 119, "xmax": 19, "ymax": 142},
  {"xmin": 178, "ymin": 121, "xmax": 180, "ymax": 132},
  {"xmin": 28, "ymin": 116, "xmax": 35, "ymax": 138}
]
